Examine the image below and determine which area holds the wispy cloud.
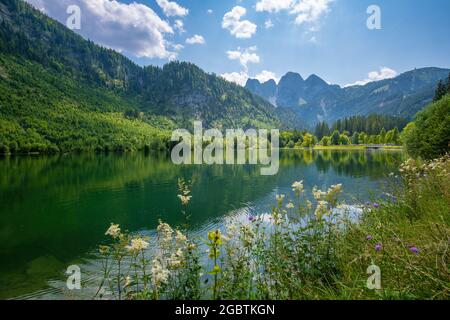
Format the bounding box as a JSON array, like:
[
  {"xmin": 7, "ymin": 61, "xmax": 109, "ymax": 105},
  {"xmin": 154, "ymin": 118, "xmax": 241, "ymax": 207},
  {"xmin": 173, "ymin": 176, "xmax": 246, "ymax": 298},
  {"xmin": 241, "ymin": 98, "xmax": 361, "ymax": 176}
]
[
  {"xmin": 226, "ymin": 46, "xmax": 260, "ymax": 71},
  {"xmin": 254, "ymin": 70, "xmax": 279, "ymax": 83},
  {"xmin": 344, "ymin": 67, "xmax": 398, "ymax": 87},
  {"xmin": 265, "ymin": 19, "xmax": 274, "ymax": 29},
  {"xmin": 186, "ymin": 35, "xmax": 205, "ymax": 45},
  {"xmin": 256, "ymin": 0, "xmax": 333, "ymax": 27},
  {"xmin": 256, "ymin": 0, "xmax": 295, "ymax": 13}
]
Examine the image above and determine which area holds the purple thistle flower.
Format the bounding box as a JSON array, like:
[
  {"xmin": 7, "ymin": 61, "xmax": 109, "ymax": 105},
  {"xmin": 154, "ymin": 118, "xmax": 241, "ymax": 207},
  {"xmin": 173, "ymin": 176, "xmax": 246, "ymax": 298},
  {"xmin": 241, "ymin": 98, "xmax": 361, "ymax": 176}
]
[
  {"xmin": 365, "ymin": 201, "xmax": 372, "ymax": 206},
  {"xmin": 375, "ymin": 243, "xmax": 382, "ymax": 252},
  {"xmin": 373, "ymin": 203, "xmax": 380, "ymax": 209},
  {"xmin": 409, "ymin": 246, "xmax": 420, "ymax": 254},
  {"xmin": 248, "ymin": 215, "xmax": 256, "ymax": 222},
  {"xmin": 366, "ymin": 235, "xmax": 373, "ymax": 241}
]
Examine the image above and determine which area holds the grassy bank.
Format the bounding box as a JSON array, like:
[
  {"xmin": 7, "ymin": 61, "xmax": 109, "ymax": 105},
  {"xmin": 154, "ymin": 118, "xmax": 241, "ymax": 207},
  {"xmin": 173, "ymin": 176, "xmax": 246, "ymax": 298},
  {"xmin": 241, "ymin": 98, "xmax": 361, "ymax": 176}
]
[{"xmin": 96, "ymin": 156, "xmax": 449, "ymax": 300}]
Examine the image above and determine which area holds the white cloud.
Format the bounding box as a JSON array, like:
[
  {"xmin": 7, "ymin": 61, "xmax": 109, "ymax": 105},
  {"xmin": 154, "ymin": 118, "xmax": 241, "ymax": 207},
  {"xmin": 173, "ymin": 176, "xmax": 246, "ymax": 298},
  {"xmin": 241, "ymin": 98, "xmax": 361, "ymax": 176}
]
[
  {"xmin": 344, "ymin": 67, "xmax": 398, "ymax": 87},
  {"xmin": 256, "ymin": 0, "xmax": 294, "ymax": 13},
  {"xmin": 256, "ymin": 0, "xmax": 332, "ymax": 27},
  {"xmin": 156, "ymin": 0, "xmax": 188, "ymax": 17},
  {"xmin": 174, "ymin": 19, "xmax": 185, "ymax": 33},
  {"xmin": 226, "ymin": 47, "xmax": 260, "ymax": 71},
  {"xmin": 207, "ymin": 9, "xmax": 213, "ymax": 14},
  {"xmin": 221, "ymin": 70, "xmax": 279, "ymax": 87},
  {"xmin": 221, "ymin": 71, "xmax": 249, "ymax": 86},
  {"xmin": 222, "ymin": 6, "xmax": 257, "ymax": 39},
  {"xmin": 265, "ymin": 19, "xmax": 274, "ymax": 29},
  {"xmin": 170, "ymin": 43, "xmax": 184, "ymax": 51},
  {"xmin": 290, "ymin": 0, "xmax": 332, "ymax": 25},
  {"xmin": 254, "ymin": 70, "xmax": 279, "ymax": 83},
  {"xmin": 185, "ymin": 34, "xmax": 205, "ymax": 45},
  {"xmin": 25, "ymin": 0, "xmax": 175, "ymax": 59}
]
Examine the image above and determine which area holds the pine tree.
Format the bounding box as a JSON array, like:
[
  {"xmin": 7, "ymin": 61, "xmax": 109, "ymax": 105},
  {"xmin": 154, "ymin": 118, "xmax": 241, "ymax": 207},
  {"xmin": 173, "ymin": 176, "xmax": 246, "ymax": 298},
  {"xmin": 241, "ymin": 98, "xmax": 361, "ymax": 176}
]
[{"xmin": 433, "ymin": 80, "xmax": 447, "ymax": 102}]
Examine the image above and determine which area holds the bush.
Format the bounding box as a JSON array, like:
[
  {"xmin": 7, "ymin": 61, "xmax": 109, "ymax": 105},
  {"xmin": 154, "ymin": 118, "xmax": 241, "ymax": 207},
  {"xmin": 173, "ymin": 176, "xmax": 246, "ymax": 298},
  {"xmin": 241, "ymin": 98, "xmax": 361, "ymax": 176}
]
[{"xmin": 404, "ymin": 95, "xmax": 450, "ymax": 159}]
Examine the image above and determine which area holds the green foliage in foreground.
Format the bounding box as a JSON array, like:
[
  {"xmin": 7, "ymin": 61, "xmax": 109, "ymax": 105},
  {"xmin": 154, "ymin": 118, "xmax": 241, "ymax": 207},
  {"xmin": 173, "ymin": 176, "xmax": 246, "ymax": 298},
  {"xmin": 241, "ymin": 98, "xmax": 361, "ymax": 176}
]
[
  {"xmin": 97, "ymin": 157, "xmax": 449, "ymax": 300},
  {"xmin": 403, "ymin": 95, "xmax": 450, "ymax": 160}
]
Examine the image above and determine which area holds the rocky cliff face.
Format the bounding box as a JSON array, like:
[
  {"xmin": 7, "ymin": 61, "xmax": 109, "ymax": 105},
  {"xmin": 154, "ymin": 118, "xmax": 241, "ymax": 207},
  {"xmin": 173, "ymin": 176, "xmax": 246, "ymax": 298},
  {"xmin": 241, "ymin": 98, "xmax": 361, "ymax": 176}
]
[{"xmin": 246, "ymin": 68, "xmax": 450, "ymax": 126}]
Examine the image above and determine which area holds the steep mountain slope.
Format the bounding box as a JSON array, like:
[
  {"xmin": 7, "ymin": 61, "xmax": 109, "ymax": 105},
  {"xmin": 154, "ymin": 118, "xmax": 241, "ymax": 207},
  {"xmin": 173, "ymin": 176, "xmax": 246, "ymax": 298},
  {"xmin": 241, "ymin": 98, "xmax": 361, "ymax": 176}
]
[
  {"xmin": 0, "ymin": 0, "xmax": 288, "ymax": 153},
  {"xmin": 246, "ymin": 68, "xmax": 450, "ymax": 126}
]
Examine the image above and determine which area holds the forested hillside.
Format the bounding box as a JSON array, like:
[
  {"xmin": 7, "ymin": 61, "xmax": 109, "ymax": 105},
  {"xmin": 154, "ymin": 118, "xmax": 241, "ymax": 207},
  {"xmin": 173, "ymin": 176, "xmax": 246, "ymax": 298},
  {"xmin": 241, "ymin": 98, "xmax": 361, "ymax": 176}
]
[{"xmin": 0, "ymin": 0, "xmax": 286, "ymax": 154}]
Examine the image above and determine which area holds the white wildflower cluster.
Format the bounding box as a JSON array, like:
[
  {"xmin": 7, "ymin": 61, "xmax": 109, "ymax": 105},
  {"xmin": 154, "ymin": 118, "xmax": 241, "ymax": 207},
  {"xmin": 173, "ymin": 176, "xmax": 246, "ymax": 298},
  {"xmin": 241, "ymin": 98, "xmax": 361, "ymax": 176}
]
[
  {"xmin": 311, "ymin": 184, "xmax": 344, "ymax": 219},
  {"xmin": 276, "ymin": 194, "xmax": 285, "ymax": 206},
  {"xmin": 314, "ymin": 200, "xmax": 329, "ymax": 220},
  {"xmin": 105, "ymin": 223, "xmax": 121, "ymax": 239},
  {"xmin": 168, "ymin": 248, "xmax": 185, "ymax": 269},
  {"xmin": 151, "ymin": 257, "xmax": 170, "ymax": 287},
  {"xmin": 178, "ymin": 194, "xmax": 192, "ymax": 206},
  {"xmin": 292, "ymin": 180, "xmax": 304, "ymax": 194},
  {"xmin": 312, "ymin": 186, "xmax": 327, "ymax": 201},
  {"xmin": 157, "ymin": 221, "xmax": 174, "ymax": 248},
  {"xmin": 240, "ymin": 224, "xmax": 255, "ymax": 248},
  {"xmin": 126, "ymin": 236, "xmax": 150, "ymax": 253},
  {"xmin": 286, "ymin": 202, "xmax": 295, "ymax": 209},
  {"xmin": 175, "ymin": 230, "xmax": 187, "ymax": 245},
  {"xmin": 400, "ymin": 156, "xmax": 449, "ymax": 183}
]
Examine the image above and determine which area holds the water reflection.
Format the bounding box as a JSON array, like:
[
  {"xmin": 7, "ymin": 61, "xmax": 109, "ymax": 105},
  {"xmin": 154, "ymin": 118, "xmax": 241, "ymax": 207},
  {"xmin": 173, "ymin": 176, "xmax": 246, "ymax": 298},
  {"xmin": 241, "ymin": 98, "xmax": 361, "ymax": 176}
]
[{"xmin": 0, "ymin": 149, "xmax": 404, "ymax": 299}]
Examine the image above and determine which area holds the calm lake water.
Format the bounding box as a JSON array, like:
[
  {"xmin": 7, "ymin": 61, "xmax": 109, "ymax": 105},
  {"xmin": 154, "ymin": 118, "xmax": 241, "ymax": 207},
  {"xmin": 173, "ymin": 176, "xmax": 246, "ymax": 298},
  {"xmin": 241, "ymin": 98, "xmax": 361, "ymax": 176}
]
[{"xmin": 0, "ymin": 149, "xmax": 405, "ymax": 299}]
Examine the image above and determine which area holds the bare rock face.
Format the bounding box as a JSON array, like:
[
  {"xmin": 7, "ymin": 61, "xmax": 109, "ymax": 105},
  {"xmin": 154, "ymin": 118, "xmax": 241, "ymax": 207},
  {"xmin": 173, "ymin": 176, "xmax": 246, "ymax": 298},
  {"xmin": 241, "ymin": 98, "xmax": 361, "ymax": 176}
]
[{"xmin": 246, "ymin": 68, "xmax": 450, "ymax": 126}]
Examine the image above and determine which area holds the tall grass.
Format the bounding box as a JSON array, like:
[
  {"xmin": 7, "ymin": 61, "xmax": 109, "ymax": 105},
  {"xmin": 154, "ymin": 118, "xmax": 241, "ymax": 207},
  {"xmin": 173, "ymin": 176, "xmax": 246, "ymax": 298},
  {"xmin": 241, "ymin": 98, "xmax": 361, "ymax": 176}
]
[{"xmin": 96, "ymin": 156, "xmax": 450, "ymax": 300}]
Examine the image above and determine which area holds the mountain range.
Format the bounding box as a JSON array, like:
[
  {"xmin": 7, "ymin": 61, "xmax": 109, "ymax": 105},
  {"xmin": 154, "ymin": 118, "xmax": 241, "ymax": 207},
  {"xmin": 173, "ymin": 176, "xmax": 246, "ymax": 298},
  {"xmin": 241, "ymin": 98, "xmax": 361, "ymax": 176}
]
[{"xmin": 246, "ymin": 68, "xmax": 450, "ymax": 126}]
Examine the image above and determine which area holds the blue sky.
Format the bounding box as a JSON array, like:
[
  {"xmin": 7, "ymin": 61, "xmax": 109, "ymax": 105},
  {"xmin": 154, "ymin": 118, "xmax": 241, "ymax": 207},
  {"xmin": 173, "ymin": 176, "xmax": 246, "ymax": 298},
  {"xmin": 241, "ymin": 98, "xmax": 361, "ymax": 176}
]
[{"xmin": 27, "ymin": 0, "xmax": 450, "ymax": 87}]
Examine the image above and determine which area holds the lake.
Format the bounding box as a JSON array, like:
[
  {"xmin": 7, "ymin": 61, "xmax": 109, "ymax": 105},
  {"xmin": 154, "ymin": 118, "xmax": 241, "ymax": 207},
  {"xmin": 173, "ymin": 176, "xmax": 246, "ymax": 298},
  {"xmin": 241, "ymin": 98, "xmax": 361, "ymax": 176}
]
[{"xmin": 0, "ymin": 149, "xmax": 405, "ymax": 299}]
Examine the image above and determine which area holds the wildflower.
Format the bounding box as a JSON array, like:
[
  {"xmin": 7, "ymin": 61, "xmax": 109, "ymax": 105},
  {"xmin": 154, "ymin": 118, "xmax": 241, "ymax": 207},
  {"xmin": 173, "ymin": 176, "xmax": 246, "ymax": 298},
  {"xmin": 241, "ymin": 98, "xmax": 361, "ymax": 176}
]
[
  {"xmin": 240, "ymin": 224, "xmax": 255, "ymax": 247},
  {"xmin": 409, "ymin": 246, "xmax": 420, "ymax": 254},
  {"xmin": 124, "ymin": 276, "xmax": 132, "ymax": 288},
  {"xmin": 105, "ymin": 223, "xmax": 121, "ymax": 239},
  {"xmin": 286, "ymin": 202, "xmax": 295, "ymax": 209},
  {"xmin": 157, "ymin": 221, "xmax": 174, "ymax": 247},
  {"xmin": 375, "ymin": 243, "xmax": 382, "ymax": 252},
  {"xmin": 306, "ymin": 200, "xmax": 313, "ymax": 210},
  {"xmin": 175, "ymin": 230, "xmax": 187, "ymax": 245},
  {"xmin": 99, "ymin": 245, "xmax": 110, "ymax": 255},
  {"xmin": 366, "ymin": 235, "xmax": 373, "ymax": 241},
  {"xmin": 276, "ymin": 194, "xmax": 285, "ymax": 203},
  {"xmin": 312, "ymin": 186, "xmax": 326, "ymax": 200},
  {"xmin": 178, "ymin": 194, "xmax": 192, "ymax": 206},
  {"xmin": 373, "ymin": 203, "xmax": 380, "ymax": 209},
  {"xmin": 292, "ymin": 180, "xmax": 304, "ymax": 194},
  {"xmin": 365, "ymin": 201, "xmax": 371, "ymax": 206},
  {"xmin": 208, "ymin": 230, "xmax": 222, "ymax": 246},
  {"xmin": 314, "ymin": 201, "xmax": 329, "ymax": 220},
  {"xmin": 226, "ymin": 223, "xmax": 238, "ymax": 239},
  {"xmin": 151, "ymin": 258, "xmax": 170, "ymax": 287},
  {"xmin": 248, "ymin": 215, "xmax": 256, "ymax": 222},
  {"xmin": 168, "ymin": 248, "xmax": 184, "ymax": 268},
  {"xmin": 127, "ymin": 236, "xmax": 149, "ymax": 253}
]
